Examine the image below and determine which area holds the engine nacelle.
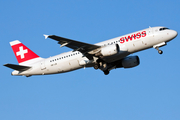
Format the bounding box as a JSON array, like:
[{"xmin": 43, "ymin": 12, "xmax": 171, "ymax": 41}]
[
  {"xmin": 99, "ymin": 44, "xmax": 118, "ymax": 57},
  {"xmin": 121, "ymin": 56, "xmax": 140, "ymax": 68}
]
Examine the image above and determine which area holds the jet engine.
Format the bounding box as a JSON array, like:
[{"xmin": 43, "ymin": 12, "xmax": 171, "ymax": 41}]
[
  {"xmin": 116, "ymin": 56, "xmax": 140, "ymax": 68},
  {"xmin": 95, "ymin": 44, "xmax": 119, "ymax": 57}
]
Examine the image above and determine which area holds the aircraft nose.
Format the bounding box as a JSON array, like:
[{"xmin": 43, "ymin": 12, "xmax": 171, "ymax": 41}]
[{"xmin": 172, "ymin": 30, "xmax": 178, "ymax": 38}]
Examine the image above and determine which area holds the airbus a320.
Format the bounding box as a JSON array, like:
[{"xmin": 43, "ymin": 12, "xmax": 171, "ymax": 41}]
[{"xmin": 4, "ymin": 26, "xmax": 178, "ymax": 77}]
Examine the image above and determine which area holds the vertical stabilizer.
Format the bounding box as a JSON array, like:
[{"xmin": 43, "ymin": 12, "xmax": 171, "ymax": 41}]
[{"xmin": 10, "ymin": 40, "xmax": 43, "ymax": 65}]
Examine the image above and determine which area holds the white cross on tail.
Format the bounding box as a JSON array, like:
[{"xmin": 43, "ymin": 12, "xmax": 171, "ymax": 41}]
[{"xmin": 16, "ymin": 46, "xmax": 28, "ymax": 59}]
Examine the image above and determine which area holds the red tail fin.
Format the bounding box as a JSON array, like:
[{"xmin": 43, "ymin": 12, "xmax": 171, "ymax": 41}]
[{"xmin": 10, "ymin": 40, "xmax": 40, "ymax": 64}]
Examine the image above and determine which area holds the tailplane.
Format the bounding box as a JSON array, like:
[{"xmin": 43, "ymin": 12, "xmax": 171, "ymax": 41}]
[{"xmin": 4, "ymin": 64, "xmax": 31, "ymax": 71}]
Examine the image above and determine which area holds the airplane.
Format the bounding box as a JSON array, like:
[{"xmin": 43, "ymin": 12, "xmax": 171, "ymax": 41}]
[{"xmin": 4, "ymin": 26, "xmax": 178, "ymax": 77}]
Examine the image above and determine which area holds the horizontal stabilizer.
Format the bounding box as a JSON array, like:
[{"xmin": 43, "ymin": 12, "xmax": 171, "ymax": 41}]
[{"xmin": 4, "ymin": 64, "xmax": 31, "ymax": 71}]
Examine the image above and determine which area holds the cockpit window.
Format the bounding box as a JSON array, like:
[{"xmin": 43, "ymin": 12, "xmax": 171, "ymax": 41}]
[{"xmin": 159, "ymin": 27, "xmax": 169, "ymax": 31}]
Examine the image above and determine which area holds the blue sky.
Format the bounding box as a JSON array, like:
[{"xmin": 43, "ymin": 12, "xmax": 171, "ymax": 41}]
[{"xmin": 1, "ymin": 0, "xmax": 180, "ymax": 120}]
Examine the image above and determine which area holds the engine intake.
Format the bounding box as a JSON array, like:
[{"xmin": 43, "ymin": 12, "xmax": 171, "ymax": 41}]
[
  {"xmin": 122, "ymin": 56, "xmax": 140, "ymax": 68},
  {"xmin": 116, "ymin": 56, "xmax": 140, "ymax": 68}
]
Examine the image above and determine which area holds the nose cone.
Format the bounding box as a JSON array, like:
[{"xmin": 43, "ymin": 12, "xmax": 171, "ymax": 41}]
[{"xmin": 172, "ymin": 30, "xmax": 178, "ymax": 39}]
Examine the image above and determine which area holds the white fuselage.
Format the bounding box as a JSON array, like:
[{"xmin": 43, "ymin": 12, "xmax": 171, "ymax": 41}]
[{"xmin": 12, "ymin": 26, "xmax": 177, "ymax": 76}]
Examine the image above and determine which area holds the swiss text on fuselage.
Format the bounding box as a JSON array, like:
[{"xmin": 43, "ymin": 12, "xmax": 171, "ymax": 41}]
[{"xmin": 120, "ymin": 31, "xmax": 146, "ymax": 44}]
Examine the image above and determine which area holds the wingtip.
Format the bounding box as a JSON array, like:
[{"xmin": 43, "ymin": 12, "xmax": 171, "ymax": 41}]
[
  {"xmin": 3, "ymin": 64, "xmax": 8, "ymax": 66},
  {"xmin": 43, "ymin": 34, "xmax": 49, "ymax": 39}
]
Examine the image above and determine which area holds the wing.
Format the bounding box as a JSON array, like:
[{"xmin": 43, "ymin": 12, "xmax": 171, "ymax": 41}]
[{"xmin": 45, "ymin": 35, "xmax": 101, "ymax": 54}]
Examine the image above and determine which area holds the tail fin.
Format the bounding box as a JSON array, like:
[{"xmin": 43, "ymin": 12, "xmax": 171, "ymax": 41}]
[{"xmin": 10, "ymin": 40, "xmax": 43, "ymax": 65}]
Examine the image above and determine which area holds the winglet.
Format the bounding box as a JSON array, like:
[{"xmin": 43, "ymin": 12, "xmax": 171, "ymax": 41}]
[{"xmin": 43, "ymin": 34, "xmax": 49, "ymax": 39}]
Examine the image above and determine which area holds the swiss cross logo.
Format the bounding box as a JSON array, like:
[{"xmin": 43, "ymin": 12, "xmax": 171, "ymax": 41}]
[
  {"xmin": 16, "ymin": 46, "xmax": 28, "ymax": 59},
  {"xmin": 10, "ymin": 41, "xmax": 39, "ymax": 63}
]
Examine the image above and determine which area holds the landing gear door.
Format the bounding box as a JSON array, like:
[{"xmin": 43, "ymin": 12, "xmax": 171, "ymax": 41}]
[{"xmin": 40, "ymin": 60, "xmax": 46, "ymax": 70}]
